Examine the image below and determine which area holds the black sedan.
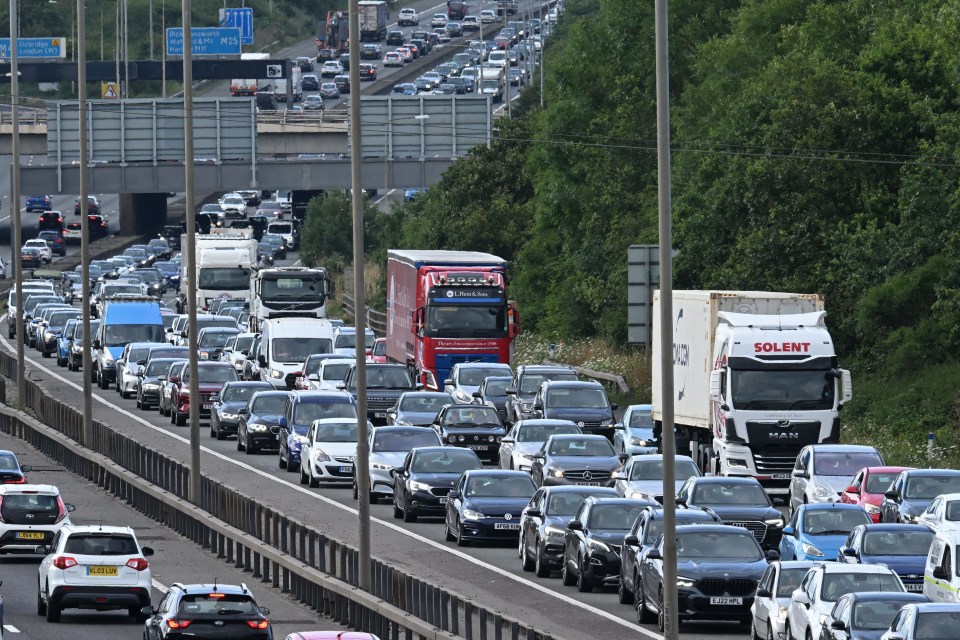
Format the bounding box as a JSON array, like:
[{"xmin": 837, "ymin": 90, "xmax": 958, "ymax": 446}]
[
  {"xmin": 561, "ymin": 497, "xmax": 655, "ymax": 593},
  {"xmin": 135, "ymin": 357, "xmax": 181, "ymax": 411},
  {"xmin": 392, "ymin": 447, "xmax": 483, "ymax": 522},
  {"xmin": 820, "ymin": 592, "xmax": 929, "ymax": 640},
  {"xmin": 519, "ymin": 485, "xmax": 617, "ymax": 577},
  {"xmin": 260, "ymin": 234, "xmax": 287, "ymax": 259},
  {"xmin": 210, "ymin": 381, "xmax": 273, "ymax": 440},
  {"xmin": 880, "ymin": 468, "xmax": 960, "ymax": 524},
  {"xmin": 676, "ymin": 476, "xmax": 786, "ymax": 550},
  {"xmin": 444, "ymin": 469, "xmax": 536, "ymax": 546},
  {"xmin": 0, "ymin": 450, "xmax": 31, "ymax": 484},
  {"xmin": 530, "ymin": 434, "xmax": 621, "ymax": 488},
  {"xmin": 237, "ymin": 390, "xmax": 288, "ymax": 454},
  {"xmin": 431, "ymin": 404, "xmax": 506, "ymax": 463},
  {"xmin": 638, "ymin": 524, "xmax": 777, "ymax": 631}
]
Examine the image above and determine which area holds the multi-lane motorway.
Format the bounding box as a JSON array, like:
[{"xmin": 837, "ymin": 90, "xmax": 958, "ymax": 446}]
[{"xmin": 0, "ymin": 231, "xmax": 745, "ymax": 640}]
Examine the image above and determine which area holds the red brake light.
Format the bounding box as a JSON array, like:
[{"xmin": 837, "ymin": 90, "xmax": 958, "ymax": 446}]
[
  {"xmin": 55, "ymin": 495, "xmax": 68, "ymax": 523},
  {"xmin": 53, "ymin": 556, "xmax": 78, "ymax": 570},
  {"xmin": 208, "ymin": 592, "xmax": 226, "ymax": 599},
  {"xmin": 246, "ymin": 620, "xmax": 269, "ymax": 629},
  {"xmin": 167, "ymin": 619, "xmax": 192, "ymax": 629},
  {"xmin": 125, "ymin": 557, "xmax": 149, "ymax": 571},
  {"xmin": 8, "ymin": 477, "xmax": 26, "ymax": 484}
]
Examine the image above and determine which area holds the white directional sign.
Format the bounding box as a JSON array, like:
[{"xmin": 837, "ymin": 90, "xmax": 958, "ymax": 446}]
[{"xmin": 0, "ymin": 37, "xmax": 67, "ymax": 59}]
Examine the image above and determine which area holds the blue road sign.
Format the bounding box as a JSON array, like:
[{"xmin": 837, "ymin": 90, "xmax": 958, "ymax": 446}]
[
  {"xmin": 0, "ymin": 37, "xmax": 67, "ymax": 59},
  {"xmin": 219, "ymin": 8, "xmax": 254, "ymax": 46},
  {"xmin": 166, "ymin": 27, "xmax": 241, "ymax": 56}
]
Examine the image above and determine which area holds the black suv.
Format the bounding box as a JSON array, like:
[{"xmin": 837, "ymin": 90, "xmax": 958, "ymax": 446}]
[
  {"xmin": 341, "ymin": 363, "xmax": 418, "ymax": 424},
  {"xmin": 676, "ymin": 476, "xmax": 785, "ymax": 550},
  {"xmin": 533, "ymin": 380, "xmax": 618, "ymax": 440},
  {"xmin": 141, "ymin": 582, "xmax": 272, "ymax": 639},
  {"xmin": 504, "ymin": 365, "xmax": 578, "ymax": 425},
  {"xmin": 162, "ymin": 224, "xmax": 183, "ymax": 250}
]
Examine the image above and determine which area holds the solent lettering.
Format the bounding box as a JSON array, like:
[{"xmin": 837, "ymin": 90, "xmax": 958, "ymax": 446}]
[{"xmin": 754, "ymin": 342, "xmax": 811, "ymax": 353}]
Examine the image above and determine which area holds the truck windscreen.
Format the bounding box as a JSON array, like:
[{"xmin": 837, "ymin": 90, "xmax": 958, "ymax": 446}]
[
  {"xmin": 198, "ymin": 268, "xmax": 251, "ymax": 290},
  {"xmin": 261, "ymin": 277, "xmax": 326, "ymax": 303},
  {"xmin": 104, "ymin": 324, "xmax": 164, "ymax": 347},
  {"xmin": 730, "ymin": 369, "xmax": 834, "ymax": 411},
  {"xmin": 426, "ymin": 304, "xmax": 507, "ymax": 338}
]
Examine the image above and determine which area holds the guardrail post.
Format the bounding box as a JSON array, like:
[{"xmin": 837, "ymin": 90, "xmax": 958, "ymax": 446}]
[{"xmin": 464, "ymin": 600, "xmax": 474, "ymax": 640}]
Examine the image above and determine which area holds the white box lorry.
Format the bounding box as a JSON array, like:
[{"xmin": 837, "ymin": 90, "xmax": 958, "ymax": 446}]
[{"xmin": 652, "ymin": 290, "xmax": 852, "ymax": 497}]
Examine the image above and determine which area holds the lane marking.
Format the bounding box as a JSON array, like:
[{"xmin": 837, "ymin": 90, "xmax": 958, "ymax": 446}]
[
  {"xmin": 3, "ymin": 625, "xmax": 20, "ymax": 633},
  {"xmin": 374, "ymin": 189, "xmax": 396, "ymax": 205},
  {"xmin": 0, "ymin": 315, "xmax": 663, "ymax": 639},
  {"xmin": 152, "ymin": 578, "xmax": 169, "ymax": 594}
]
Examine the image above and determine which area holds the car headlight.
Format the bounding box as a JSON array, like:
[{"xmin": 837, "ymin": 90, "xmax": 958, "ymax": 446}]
[
  {"xmin": 313, "ymin": 449, "xmax": 331, "ymax": 462},
  {"xmin": 902, "ymin": 513, "xmax": 919, "ymax": 523},
  {"xmin": 448, "ymin": 435, "xmax": 457, "ymax": 444},
  {"xmin": 43, "ymin": 331, "xmax": 55, "ymax": 341},
  {"xmin": 143, "ymin": 383, "xmax": 160, "ymax": 391},
  {"xmin": 549, "ymin": 468, "xmax": 564, "ymax": 478},
  {"xmin": 200, "ymin": 351, "xmax": 210, "ymax": 360},
  {"xmin": 544, "ymin": 525, "xmax": 566, "ymax": 538},
  {"xmin": 629, "ymin": 437, "xmax": 649, "ymax": 446},
  {"xmin": 462, "ymin": 509, "xmax": 485, "ymax": 520},
  {"xmin": 588, "ymin": 540, "xmax": 611, "ymax": 553},
  {"xmin": 778, "ymin": 605, "xmax": 789, "ymax": 621},
  {"xmin": 102, "ymin": 352, "xmax": 114, "ymax": 364},
  {"xmin": 371, "ymin": 462, "xmax": 393, "ymax": 470},
  {"xmin": 271, "ymin": 369, "xmax": 284, "ymax": 379},
  {"xmin": 293, "ymin": 434, "xmax": 309, "ymax": 445},
  {"xmin": 409, "ymin": 481, "xmax": 431, "ymax": 492},
  {"xmin": 676, "ymin": 576, "xmax": 696, "ymax": 588},
  {"xmin": 727, "ymin": 458, "xmax": 748, "ymax": 468},
  {"xmin": 764, "ymin": 517, "xmax": 785, "ymax": 527},
  {"xmin": 515, "ymin": 451, "xmax": 533, "ymax": 462},
  {"xmin": 864, "ymin": 503, "xmax": 881, "ymax": 515},
  {"xmin": 801, "ymin": 542, "xmax": 824, "ymax": 557},
  {"xmin": 453, "ymin": 390, "xmax": 471, "ymax": 403},
  {"xmin": 520, "ymin": 402, "xmax": 533, "ymax": 411},
  {"xmin": 247, "ymin": 423, "xmax": 268, "ymax": 432},
  {"xmin": 813, "ymin": 483, "xmax": 834, "ymax": 498},
  {"xmin": 220, "ymin": 412, "xmax": 239, "ymax": 421}
]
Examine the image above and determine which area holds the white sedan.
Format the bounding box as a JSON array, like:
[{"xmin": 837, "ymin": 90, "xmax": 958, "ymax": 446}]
[{"xmin": 24, "ymin": 239, "xmax": 52, "ymax": 263}]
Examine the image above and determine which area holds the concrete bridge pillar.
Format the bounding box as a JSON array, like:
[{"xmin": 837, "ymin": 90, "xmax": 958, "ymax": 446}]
[{"xmin": 118, "ymin": 192, "xmax": 168, "ymax": 236}]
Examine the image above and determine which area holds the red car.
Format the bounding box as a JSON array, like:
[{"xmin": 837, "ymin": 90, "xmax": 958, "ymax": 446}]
[
  {"xmin": 368, "ymin": 338, "xmax": 387, "ymax": 363},
  {"xmin": 171, "ymin": 362, "xmax": 239, "ymax": 426},
  {"xmin": 838, "ymin": 465, "xmax": 913, "ymax": 522}
]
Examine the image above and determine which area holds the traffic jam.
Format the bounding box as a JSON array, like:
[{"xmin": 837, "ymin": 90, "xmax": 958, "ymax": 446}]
[{"xmin": 10, "ymin": 227, "xmax": 960, "ymax": 634}]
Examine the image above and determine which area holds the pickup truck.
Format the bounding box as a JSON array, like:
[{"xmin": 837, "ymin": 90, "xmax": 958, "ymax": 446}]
[{"xmin": 398, "ymin": 8, "xmax": 419, "ymax": 25}]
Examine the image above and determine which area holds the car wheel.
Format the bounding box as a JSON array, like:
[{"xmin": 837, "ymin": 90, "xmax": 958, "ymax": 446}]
[
  {"xmin": 618, "ymin": 576, "xmax": 634, "ymax": 604},
  {"xmin": 534, "ymin": 542, "xmax": 551, "ymax": 578},
  {"xmin": 455, "ymin": 520, "xmax": 469, "ymax": 547},
  {"xmin": 41, "ymin": 348, "xmax": 50, "ymax": 358},
  {"xmin": 561, "ymin": 555, "xmax": 576, "ymax": 586},
  {"xmin": 403, "ymin": 497, "xmax": 418, "ymax": 523},
  {"xmin": 237, "ymin": 434, "xmax": 244, "ymax": 451},
  {"xmin": 576, "ymin": 557, "xmax": 593, "ymax": 592},
  {"xmin": 521, "ymin": 539, "xmax": 534, "ymax": 572},
  {"xmin": 393, "ymin": 498, "xmax": 404, "ymax": 520},
  {"xmin": 246, "ymin": 439, "xmax": 258, "ymax": 455},
  {"xmin": 215, "ymin": 423, "xmax": 226, "ymax": 441},
  {"xmin": 751, "ymin": 619, "xmax": 762, "ymax": 640},
  {"xmin": 768, "ymin": 624, "xmax": 775, "ymax": 640},
  {"xmin": 637, "ymin": 577, "xmax": 655, "ymax": 623},
  {"xmin": 300, "ymin": 463, "xmax": 309, "ymax": 485},
  {"xmin": 308, "ymin": 466, "xmax": 319, "ymax": 488},
  {"xmin": 175, "ymin": 410, "xmax": 185, "ymax": 426},
  {"xmin": 279, "ymin": 452, "xmax": 287, "ymax": 469},
  {"xmin": 444, "ymin": 520, "xmax": 456, "ymax": 541},
  {"xmin": 45, "ymin": 589, "xmax": 61, "ymax": 622},
  {"xmin": 657, "ymin": 587, "xmax": 665, "ymax": 632},
  {"xmin": 36, "ymin": 586, "xmax": 47, "ymax": 615},
  {"xmin": 368, "ymin": 490, "xmax": 378, "ymax": 504},
  {"xmin": 210, "ymin": 423, "xmax": 217, "ymax": 438}
]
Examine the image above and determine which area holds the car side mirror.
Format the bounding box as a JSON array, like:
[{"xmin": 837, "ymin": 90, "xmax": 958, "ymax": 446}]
[
  {"xmin": 505, "ymin": 388, "xmax": 516, "ymax": 395},
  {"xmin": 35, "ymin": 544, "xmax": 49, "ymax": 555},
  {"xmin": 646, "ymin": 549, "xmax": 662, "ymax": 560},
  {"xmin": 278, "ymin": 417, "xmax": 288, "ymax": 429},
  {"xmin": 766, "ymin": 549, "xmax": 780, "ymax": 561},
  {"xmin": 169, "ymin": 376, "xmax": 180, "ymax": 384},
  {"xmin": 534, "ymin": 402, "xmax": 543, "ymax": 410},
  {"xmin": 614, "ymin": 423, "xmax": 624, "ymax": 429},
  {"xmin": 792, "ymin": 469, "xmax": 808, "ymax": 479},
  {"xmin": 610, "ymin": 403, "xmax": 618, "ymax": 411},
  {"xmin": 566, "ymin": 520, "xmax": 582, "ymax": 531},
  {"xmin": 610, "ymin": 471, "xmax": 625, "ymax": 480},
  {"xmin": 525, "ymin": 508, "xmax": 542, "ymax": 518},
  {"xmin": 92, "ymin": 339, "xmax": 101, "ymax": 349},
  {"xmin": 844, "ymin": 485, "xmax": 858, "ymax": 494},
  {"xmin": 830, "ymin": 621, "xmax": 847, "ymax": 632},
  {"xmin": 308, "ymin": 374, "xmax": 319, "ymax": 381},
  {"xmin": 140, "ymin": 605, "xmax": 155, "ymax": 617},
  {"xmin": 884, "ymin": 489, "xmax": 899, "ymax": 500},
  {"xmin": 259, "ymin": 606, "xmax": 271, "ymax": 616},
  {"xmin": 675, "ymin": 498, "xmax": 686, "ymax": 507},
  {"xmin": 337, "ymin": 383, "xmax": 346, "ymax": 390},
  {"xmin": 65, "ymin": 503, "xmax": 76, "ymax": 512},
  {"xmin": 448, "ymin": 490, "xmax": 460, "ymax": 500},
  {"xmin": 841, "ymin": 547, "xmax": 857, "ymax": 557},
  {"xmin": 443, "ymin": 379, "xmax": 453, "ymax": 386},
  {"xmin": 142, "ymin": 546, "xmax": 155, "ymax": 556},
  {"xmin": 623, "ymin": 534, "xmax": 639, "ymax": 546},
  {"xmin": 501, "ymin": 437, "xmax": 514, "ymax": 444},
  {"xmin": 21, "ymin": 464, "xmax": 32, "ymax": 473},
  {"xmin": 782, "ymin": 526, "xmax": 795, "ymax": 537},
  {"xmin": 756, "ymin": 587, "xmax": 772, "ymax": 598},
  {"xmin": 258, "ymin": 355, "xmax": 267, "ymax": 367},
  {"xmin": 210, "ymin": 395, "xmax": 220, "ymax": 403},
  {"xmin": 239, "ymin": 408, "xmax": 250, "ymax": 416},
  {"xmin": 933, "ymin": 566, "xmax": 949, "ymax": 579},
  {"xmin": 472, "ymin": 391, "xmax": 482, "ymax": 398},
  {"xmin": 793, "ymin": 591, "xmax": 811, "ymax": 606}
]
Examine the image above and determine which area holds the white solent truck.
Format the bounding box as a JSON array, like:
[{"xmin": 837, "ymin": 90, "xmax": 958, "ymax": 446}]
[
  {"xmin": 180, "ymin": 234, "xmax": 258, "ymax": 312},
  {"xmin": 249, "ymin": 267, "xmax": 333, "ymax": 332},
  {"xmin": 652, "ymin": 290, "xmax": 853, "ymax": 497}
]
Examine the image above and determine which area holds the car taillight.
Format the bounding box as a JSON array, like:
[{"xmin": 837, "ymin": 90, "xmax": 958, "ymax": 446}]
[
  {"xmin": 53, "ymin": 556, "xmax": 78, "ymax": 570},
  {"xmin": 0, "ymin": 495, "xmax": 5, "ymax": 523},
  {"xmin": 246, "ymin": 620, "xmax": 269, "ymax": 629},
  {"xmin": 55, "ymin": 495, "xmax": 68, "ymax": 523},
  {"xmin": 125, "ymin": 557, "xmax": 149, "ymax": 571},
  {"xmin": 6, "ymin": 477, "xmax": 26, "ymax": 484},
  {"xmin": 167, "ymin": 619, "xmax": 192, "ymax": 629}
]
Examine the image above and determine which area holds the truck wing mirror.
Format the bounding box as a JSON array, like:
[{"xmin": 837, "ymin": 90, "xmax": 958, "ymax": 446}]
[{"xmin": 709, "ymin": 370, "xmax": 722, "ymax": 402}]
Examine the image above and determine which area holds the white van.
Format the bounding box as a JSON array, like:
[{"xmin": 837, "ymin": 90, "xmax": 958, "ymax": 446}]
[
  {"xmin": 258, "ymin": 317, "xmax": 335, "ymax": 389},
  {"xmin": 924, "ymin": 530, "xmax": 960, "ymax": 602}
]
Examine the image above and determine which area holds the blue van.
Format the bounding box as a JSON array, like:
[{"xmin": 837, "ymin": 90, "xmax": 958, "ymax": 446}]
[
  {"xmin": 278, "ymin": 391, "xmax": 357, "ymax": 472},
  {"xmin": 93, "ymin": 299, "xmax": 164, "ymax": 389}
]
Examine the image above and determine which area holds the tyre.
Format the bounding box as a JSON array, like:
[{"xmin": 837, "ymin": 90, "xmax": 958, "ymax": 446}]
[
  {"xmin": 561, "ymin": 556, "xmax": 576, "ymax": 586},
  {"xmin": 237, "ymin": 435, "xmax": 244, "ymax": 451},
  {"xmin": 300, "ymin": 464, "xmax": 309, "ymax": 485},
  {"xmin": 46, "ymin": 594, "xmax": 61, "ymax": 623},
  {"xmin": 309, "ymin": 470, "xmax": 319, "ymax": 488},
  {"xmin": 131, "ymin": 607, "xmax": 148, "ymax": 623},
  {"xmin": 210, "ymin": 424, "xmax": 217, "ymax": 439},
  {"xmin": 175, "ymin": 411, "xmax": 185, "ymax": 426},
  {"xmin": 618, "ymin": 577, "xmax": 634, "ymax": 605},
  {"xmin": 41, "ymin": 349, "xmax": 50, "ymax": 358},
  {"xmin": 455, "ymin": 521, "xmax": 469, "ymax": 547},
  {"xmin": 534, "ymin": 543, "xmax": 551, "ymax": 578},
  {"xmin": 246, "ymin": 439, "xmax": 259, "ymax": 455},
  {"xmin": 445, "ymin": 522, "xmax": 456, "ymax": 541},
  {"xmin": 637, "ymin": 578, "xmax": 655, "ymax": 623},
  {"xmin": 403, "ymin": 497, "xmax": 417, "ymax": 523},
  {"xmin": 215, "ymin": 423, "xmax": 226, "ymax": 441},
  {"xmin": 656, "ymin": 587, "xmax": 665, "ymax": 632},
  {"xmin": 393, "ymin": 500, "xmax": 404, "ymax": 520},
  {"xmin": 368, "ymin": 490, "xmax": 378, "ymax": 504},
  {"xmin": 521, "ymin": 540, "xmax": 534, "ymax": 572},
  {"xmin": 36, "ymin": 588, "xmax": 46, "ymax": 616},
  {"xmin": 279, "ymin": 454, "xmax": 287, "ymax": 469},
  {"xmin": 576, "ymin": 558, "xmax": 593, "ymax": 593}
]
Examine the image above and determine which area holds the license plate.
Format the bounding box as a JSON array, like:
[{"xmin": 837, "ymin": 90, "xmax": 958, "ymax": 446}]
[
  {"xmin": 710, "ymin": 596, "xmax": 743, "ymax": 606},
  {"xmin": 467, "ymin": 445, "xmax": 488, "ymax": 450},
  {"xmin": 202, "ymin": 403, "xmax": 212, "ymax": 410},
  {"xmin": 88, "ymin": 565, "xmax": 119, "ymax": 576},
  {"xmin": 338, "ymin": 466, "xmax": 353, "ymax": 473},
  {"xmin": 438, "ymin": 497, "xmax": 448, "ymax": 504},
  {"xmin": 905, "ymin": 583, "xmax": 924, "ymax": 592},
  {"xmin": 495, "ymin": 523, "xmax": 520, "ymax": 530},
  {"xmin": 16, "ymin": 531, "xmax": 45, "ymax": 540},
  {"xmin": 576, "ymin": 482, "xmax": 602, "ymax": 486},
  {"xmin": 771, "ymin": 473, "xmax": 790, "ymax": 480},
  {"xmin": 374, "ymin": 412, "xmax": 386, "ymax": 418}
]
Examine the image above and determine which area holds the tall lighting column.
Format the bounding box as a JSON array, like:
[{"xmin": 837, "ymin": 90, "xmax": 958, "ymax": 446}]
[
  {"xmin": 79, "ymin": 0, "xmax": 93, "ymax": 446},
  {"xmin": 654, "ymin": 0, "xmax": 678, "ymax": 638},
  {"xmin": 183, "ymin": 0, "xmax": 202, "ymax": 504},
  {"xmin": 9, "ymin": 0, "xmax": 25, "ymax": 405},
  {"xmin": 348, "ymin": 0, "xmax": 371, "ymax": 591}
]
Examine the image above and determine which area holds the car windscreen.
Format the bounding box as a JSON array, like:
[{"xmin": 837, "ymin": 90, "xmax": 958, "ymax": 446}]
[
  {"xmin": 105, "ymin": 285, "xmax": 143, "ymax": 296},
  {"xmin": 913, "ymin": 611, "xmax": 960, "ymax": 639},
  {"xmin": 546, "ymin": 388, "xmax": 609, "ymax": 409},
  {"xmin": 587, "ymin": 504, "xmax": 646, "ymax": 530},
  {"xmin": 776, "ymin": 568, "xmax": 809, "ymax": 597},
  {"xmin": 691, "ymin": 482, "xmax": 771, "ymax": 507},
  {"xmin": 814, "ymin": 452, "xmax": 883, "ymax": 476},
  {"xmin": 516, "ymin": 423, "xmax": 580, "ymax": 442},
  {"xmin": 251, "ymin": 395, "xmax": 286, "ymax": 415},
  {"xmin": 629, "ymin": 411, "xmax": 654, "ymax": 429},
  {"xmin": 200, "ymin": 331, "xmax": 238, "ymax": 348},
  {"xmin": 104, "ymin": 324, "xmax": 165, "ymax": 346},
  {"xmin": 372, "ymin": 429, "xmax": 439, "ymax": 452},
  {"xmin": 221, "ymin": 385, "xmax": 268, "ymax": 403},
  {"xmin": 145, "ymin": 359, "xmax": 178, "ymax": 376},
  {"xmin": 272, "ymin": 338, "xmax": 333, "ymax": 364},
  {"xmin": 312, "ymin": 421, "xmax": 358, "ymax": 442},
  {"xmin": 464, "ymin": 475, "xmax": 535, "ymax": 498},
  {"xmin": 235, "ymin": 336, "xmax": 255, "ymax": 353},
  {"xmin": 675, "ymin": 531, "xmax": 763, "ymax": 561},
  {"xmin": 184, "ymin": 366, "xmax": 239, "ymax": 384},
  {"xmin": 631, "ymin": 459, "xmax": 699, "ymax": 481},
  {"xmin": 864, "ymin": 472, "xmax": 899, "ymax": 494},
  {"xmin": 801, "ymin": 509, "xmax": 871, "ymax": 535},
  {"xmin": 411, "ymin": 450, "xmax": 481, "ymax": 474},
  {"xmin": 820, "ymin": 572, "xmax": 904, "ymax": 601},
  {"xmin": 482, "ymin": 378, "xmax": 511, "ymax": 396},
  {"xmin": 322, "ymin": 363, "xmax": 352, "ymax": 381},
  {"xmin": 904, "ymin": 475, "xmax": 960, "ymax": 500},
  {"xmin": 642, "ymin": 514, "xmax": 717, "ymax": 544},
  {"xmin": 64, "ymin": 533, "xmax": 138, "ymax": 555},
  {"xmin": 457, "ymin": 367, "xmax": 511, "ymax": 386},
  {"xmin": 547, "ymin": 438, "xmax": 614, "ymax": 457},
  {"xmin": 48, "ymin": 311, "xmax": 80, "ymax": 327},
  {"xmin": 545, "ymin": 491, "xmax": 601, "ymax": 517},
  {"xmin": 862, "ymin": 529, "xmax": 933, "ymax": 556},
  {"xmin": 399, "ymin": 395, "xmax": 451, "ymax": 412},
  {"xmin": 443, "ymin": 406, "xmax": 501, "ymax": 426},
  {"xmin": 127, "ymin": 347, "xmax": 152, "ymax": 363},
  {"xmin": 294, "ymin": 402, "xmax": 357, "ymax": 425},
  {"xmin": 365, "ymin": 367, "xmax": 414, "ymax": 389}
]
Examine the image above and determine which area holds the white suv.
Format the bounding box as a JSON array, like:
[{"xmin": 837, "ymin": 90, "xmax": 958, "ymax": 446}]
[
  {"xmin": 0, "ymin": 484, "xmax": 75, "ymax": 553},
  {"xmin": 789, "ymin": 444, "xmax": 883, "ymax": 514},
  {"xmin": 37, "ymin": 524, "xmax": 154, "ymax": 623}
]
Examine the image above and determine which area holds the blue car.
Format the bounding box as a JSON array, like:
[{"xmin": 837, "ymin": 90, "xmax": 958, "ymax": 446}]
[
  {"xmin": 780, "ymin": 502, "xmax": 872, "ymax": 561},
  {"xmin": 838, "ymin": 523, "xmax": 934, "ymax": 593},
  {"xmin": 56, "ymin": 318, "xmax": 80, "ymax": 367},
  {"xmin": 614, "ymin": 404, "xmax": 656, "ymax": 457},
  {"xmin": 278, "ymin": 391, "xmax": 358, "ymax": 472},
  {"xmin": 154, "ymin": 260, "xmax": 180, "ymax": 290},
  {"xmin": 444, "ymin": 469, "xmax": 536, "ymax": 546}
]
